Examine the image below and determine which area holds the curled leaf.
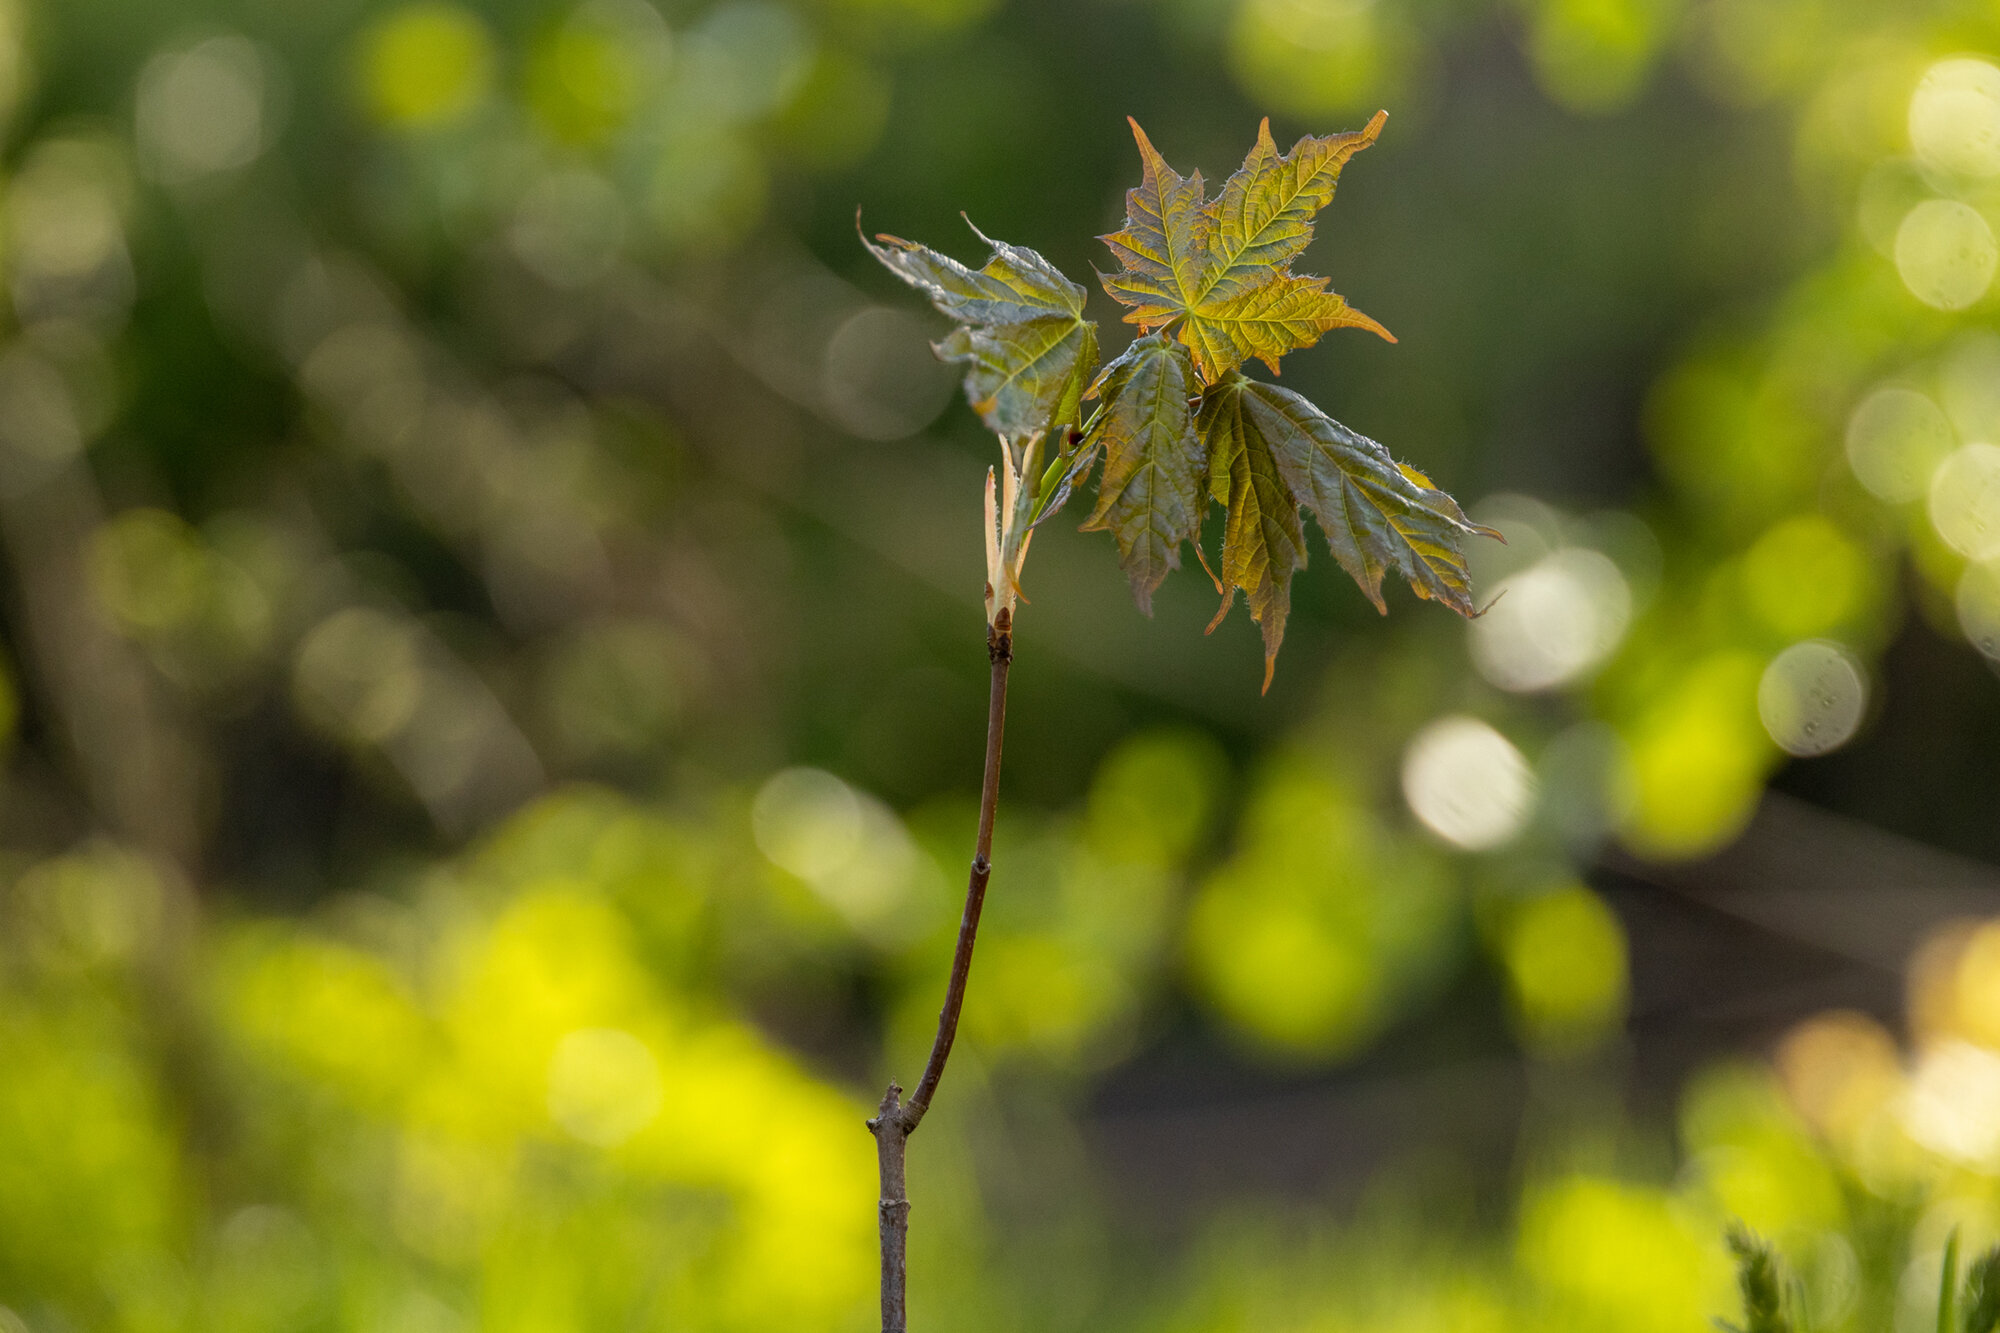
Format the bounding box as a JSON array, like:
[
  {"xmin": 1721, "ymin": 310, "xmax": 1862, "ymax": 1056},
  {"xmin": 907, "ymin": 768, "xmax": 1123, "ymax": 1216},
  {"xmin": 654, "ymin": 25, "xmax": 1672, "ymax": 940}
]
[
  {"xmin": 864, "ymin": 118, "xmax": 1495, "ymax": 690},
  {"xmin": 863, "ymin": 215, "xmax": 1099, "ymax": 439}
]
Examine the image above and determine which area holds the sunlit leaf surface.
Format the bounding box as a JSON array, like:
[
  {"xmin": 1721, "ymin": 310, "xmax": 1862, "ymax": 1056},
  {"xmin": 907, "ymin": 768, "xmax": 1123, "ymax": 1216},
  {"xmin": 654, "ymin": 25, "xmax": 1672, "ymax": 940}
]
[
  {"xmin": 1079, "ymin": 334, "xmax": 1206, "ymax": 614},
  {"xmin": 1099, "ymin": 113, "xmax": 1395, "ymax": 384},
  {"xmin": 864, "ymin": 219, "xmax": 1098, "ymax": 438}
]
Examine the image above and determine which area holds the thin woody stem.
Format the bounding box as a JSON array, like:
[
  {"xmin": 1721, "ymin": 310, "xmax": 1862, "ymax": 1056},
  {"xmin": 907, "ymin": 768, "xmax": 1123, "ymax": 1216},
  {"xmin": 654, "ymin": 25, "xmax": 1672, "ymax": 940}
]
[
  {"xmin": 867, "ymin": 606, "xmax": 1012, "ymax": 1333},
  {"xmin": 901, "ymin": 609, "xmax": 1010, "ymax": 1130},
  {"xmin": 868, "ymin": 1083, "xmax": 911, "ymax": 1333}
]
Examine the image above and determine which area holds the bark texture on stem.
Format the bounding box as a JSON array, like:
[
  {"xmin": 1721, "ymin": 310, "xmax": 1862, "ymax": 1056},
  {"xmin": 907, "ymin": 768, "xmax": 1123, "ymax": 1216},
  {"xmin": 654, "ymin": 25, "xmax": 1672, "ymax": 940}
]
[
  {"xmin": 868, "ymin": 1083, "xmax": 911, "ymax": 1333},
  {"xmin": 868, "ymin": 608, "xmax": 1012, "ymax": 1333}
]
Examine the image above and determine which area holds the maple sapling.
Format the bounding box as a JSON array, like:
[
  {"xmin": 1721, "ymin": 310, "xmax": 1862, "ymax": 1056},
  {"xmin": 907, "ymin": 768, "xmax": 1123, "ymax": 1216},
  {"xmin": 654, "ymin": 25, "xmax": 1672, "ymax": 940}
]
[{"xmin": 861, "ymin": 111, "xmax": 1495, "ymax": 1332}]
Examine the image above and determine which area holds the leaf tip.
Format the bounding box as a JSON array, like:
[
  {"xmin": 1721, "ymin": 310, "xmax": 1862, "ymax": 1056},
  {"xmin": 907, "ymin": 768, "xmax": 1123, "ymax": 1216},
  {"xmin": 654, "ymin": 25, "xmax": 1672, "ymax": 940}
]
[
  {"xmin": 1334, "ymin": 302, "xmax": 1397, "ymax": 345},
  {"xmin": 1204, "ymin": 588, "xmax": 1234, "ymax": 635},
  {"xmin": 1126, "ymin": 116, "xmax": 1173, "ymax": 175},
  {"xmin": 959, "ymin": 210, "xmax": 998, "ymax": 250},
  {"xmin": 1364, "ymin": 109, "xmax": 1388, "ymax": 142},
  {"xmin": 1193, "ymin": 540, "xmax": 1225, "ymax": 595},
  {"xmin": 855, "ymin": 209, "xmax": 888, "ymax": 255},
  {"xmin": 1260, "ymin": 653, "xmax": 1276, "ymax": 695}
]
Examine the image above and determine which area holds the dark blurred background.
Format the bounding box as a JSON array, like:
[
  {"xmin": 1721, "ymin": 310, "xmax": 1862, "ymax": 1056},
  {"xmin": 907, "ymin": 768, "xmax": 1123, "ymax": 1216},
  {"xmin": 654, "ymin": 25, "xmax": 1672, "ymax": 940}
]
[{"xmin": 3, "ymin": 0, "xmax": 2000, "ymax": 1329}]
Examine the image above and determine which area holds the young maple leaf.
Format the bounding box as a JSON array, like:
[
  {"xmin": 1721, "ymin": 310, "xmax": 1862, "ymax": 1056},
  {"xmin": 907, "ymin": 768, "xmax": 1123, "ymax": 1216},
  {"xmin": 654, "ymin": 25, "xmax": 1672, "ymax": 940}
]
[
  {"xmin": 1077, "ymin": 333, "xmax": 1205, "ymax": 615},
  {"xmin": 862, "ymin": 215, "xmax": 1098, "ymax": 441},
  {"xmin": 862, "ymin": 117, "xmax": 1494, "ymax": 692},
  {"xmin": 1099, "ymin": 114, "xmax": 1395, "ymax": 385},
  {"xmin": 1195, "ymin": 373, "xmax": 1489, "ymax": 689},
  {"xmin": 1076, "ymin": 115, "xmax": 1494, "ymax": 689}
]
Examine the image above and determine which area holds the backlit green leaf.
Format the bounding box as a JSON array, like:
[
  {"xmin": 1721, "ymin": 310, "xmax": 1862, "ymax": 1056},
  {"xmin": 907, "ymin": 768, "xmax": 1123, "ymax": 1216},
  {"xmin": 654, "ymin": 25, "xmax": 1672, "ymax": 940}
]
[
  {"xmin": 1201, "ymin": 112, "xmax": 1386, "ymax": 307},
  {"xmin": 1198, "ymin": 377, "xmax": 1309, "ymax": 692},
  {"xmin": 865, "ymin": 216, "xmax": 1087, "ymax": 328},
  {"xmin": 1181, "ymin": 271, "xmax": 1391, "ymax": 381},
  {"xmin": 865, "ymin": 119, "xmax": 1493, "ymax": 689},
  {"xmin": 937, "ymin": 315, "xmax": 1098, "ymax": 441},
  {"xmin": 864, "ymin": 216, "xmax": 1098, "ymax": 438},
  {"xmin": 1098, "ymin": 116, "xmax": 1395, "ymax": 384},
  {"xmin": 1097, "ymin": 120, "xmax": 1212, "ymax": 331},
  {"xmin": 1722, "ymin": 1226, "xmax": 1794, "ymax": 1333},
  {"xmin": 1962, "ymin": 1244, "xmax": 2000, "ymax": 1333},
  {"xmin": 1079, "ymin": 334, "xmax": 1206, "ymax": 614},
  {"xmin": 1228, "ymin": 375, "xmax": 1495, "ymax": 617}
]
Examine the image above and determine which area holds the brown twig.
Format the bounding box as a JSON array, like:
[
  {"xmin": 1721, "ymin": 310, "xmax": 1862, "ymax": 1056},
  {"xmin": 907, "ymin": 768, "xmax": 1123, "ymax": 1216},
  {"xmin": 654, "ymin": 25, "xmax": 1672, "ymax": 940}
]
[{"xmin": 867, "ymin": 607, "xmax": 1012, "ymax": 1333}]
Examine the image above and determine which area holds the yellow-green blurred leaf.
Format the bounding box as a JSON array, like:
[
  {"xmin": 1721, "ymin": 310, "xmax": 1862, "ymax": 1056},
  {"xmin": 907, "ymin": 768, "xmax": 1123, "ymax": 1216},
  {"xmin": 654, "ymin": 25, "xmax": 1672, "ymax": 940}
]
[{"xmin": 358, "ymin": 1, "xmax": 495, "ymax": 130}]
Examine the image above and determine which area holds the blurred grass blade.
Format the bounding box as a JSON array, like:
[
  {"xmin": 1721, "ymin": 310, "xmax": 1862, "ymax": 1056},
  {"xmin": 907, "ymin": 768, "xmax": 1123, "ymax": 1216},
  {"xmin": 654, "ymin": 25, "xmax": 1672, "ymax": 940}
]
[
  {"xmin": 1944, "ymin": 1231, "xmax": 1963, "ymax": 1333},
  {"xmin": 1965, "ymin": 1245, "xmax": 2000, "ymax": 1333},
  {"xmin": 1722, "ymin": 1224, "xmax": 1793, "ymax": 1333}
]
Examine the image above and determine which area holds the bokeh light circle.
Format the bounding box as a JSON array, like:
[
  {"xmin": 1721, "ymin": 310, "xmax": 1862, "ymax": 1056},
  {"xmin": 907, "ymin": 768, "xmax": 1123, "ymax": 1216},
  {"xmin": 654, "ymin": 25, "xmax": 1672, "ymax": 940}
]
[
  {"xmin": 1468, "ymin": 547, "xmax": 1631, "ymax": 692},
  {"xmin": 135, "ymin": 35, "xmax": 269, "ymax": 182},
  {"xmin": 1400, "ymin": 715, "xmax": 1536, "ymax": 851},
  {"xmin": 546, "ymin": 1027, "xmax": 664, "ymax": 1147},
  {"xmin": 821, "ymin": 306, "xmax": 956, "ymax": 440},
  {"xmin": 1846, "ymin": 387, "xmax": 1956, "ymax": 503},
  {"xmin": 1956, "ymin": 561, "xmax": 2000, "ymax": 660},
  {"xmin": 1895, "ymin": 199, "xmax": 1997, "ymax": 310},
  {"xmin": 1943, "ymin": 332, "xmax": 2000, "ymax": 442},
  {"xmin": 1757, "ymin": 640, "xmax": 1867, "ymax": 758},
  {"xmin": 1910, "ymin": 58, "xmax": 2000, "ymax": 179},
  {"xmin": 751, "ymin": 767, "xmax": 861, "ymax": 880},
  {"xmin": 750, "ymin": 766, "xmax": 928, "ymax": 941},
  {"xmin": 360, "ymin": 1, "xmax": 495, "ymax": 129},
  {"xmin": 1929, "ymin": 443, "xmax": 2000, "ymax": 561}
]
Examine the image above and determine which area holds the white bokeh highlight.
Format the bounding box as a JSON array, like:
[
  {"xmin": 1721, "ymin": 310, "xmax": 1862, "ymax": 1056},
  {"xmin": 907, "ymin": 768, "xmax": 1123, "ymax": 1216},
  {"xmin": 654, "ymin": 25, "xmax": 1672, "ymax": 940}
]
[
  {"xmin": 751, "ymin": 767, "xmax": 930, "ymax": 942},
  {"xmin": 1401, "ymin": 716, "xmax": 1536, "ymax": 851},
  {"xmin": 1902, "ymin": 1039, "xmax": 2000, "ymax": 1164},
  {"xmin": 1910, "ymin": 58, "xmax": 2000, "ymax": 179},
  {"xmin": 1957, "ymin": 561, "xmax": 2000, "ymax": 660},
  {"xmin": 1846, "ymin": 386, "xmax": 1956, "ymax": 503},
  {"xmin": 1758, "ymin": 640, "xmax": 1867, "ymax": 758},
  {"xmin": 1469, "ymin": 547, "xmax": 1631, "ymax": 693},
  {"xmin": 1929, "ymin": 443, "xmax": 2000, "ymax": 561},
  {"xmin": 1895, "ymin": 200, "xmax": 1997, "ymax": 311},
  {"xmin": 136, "ymin": 35, "xmax": 271, "ymax": 182}
]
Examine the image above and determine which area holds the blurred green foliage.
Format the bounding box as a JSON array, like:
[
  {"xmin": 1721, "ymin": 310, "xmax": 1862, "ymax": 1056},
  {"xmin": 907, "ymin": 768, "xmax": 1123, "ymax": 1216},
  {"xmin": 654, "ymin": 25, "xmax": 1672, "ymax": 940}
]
[{"xmin": 3, "ymin": 0, "xmax": 2000, "ymax": 1328}]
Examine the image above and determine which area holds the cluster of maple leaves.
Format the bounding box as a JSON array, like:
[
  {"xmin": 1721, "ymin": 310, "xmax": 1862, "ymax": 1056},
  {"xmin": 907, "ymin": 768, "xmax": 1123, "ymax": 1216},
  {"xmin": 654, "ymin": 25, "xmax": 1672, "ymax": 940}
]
[{"xmin": 866, "ymin": 113, "xmax": 1492, "ymax": 689}]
